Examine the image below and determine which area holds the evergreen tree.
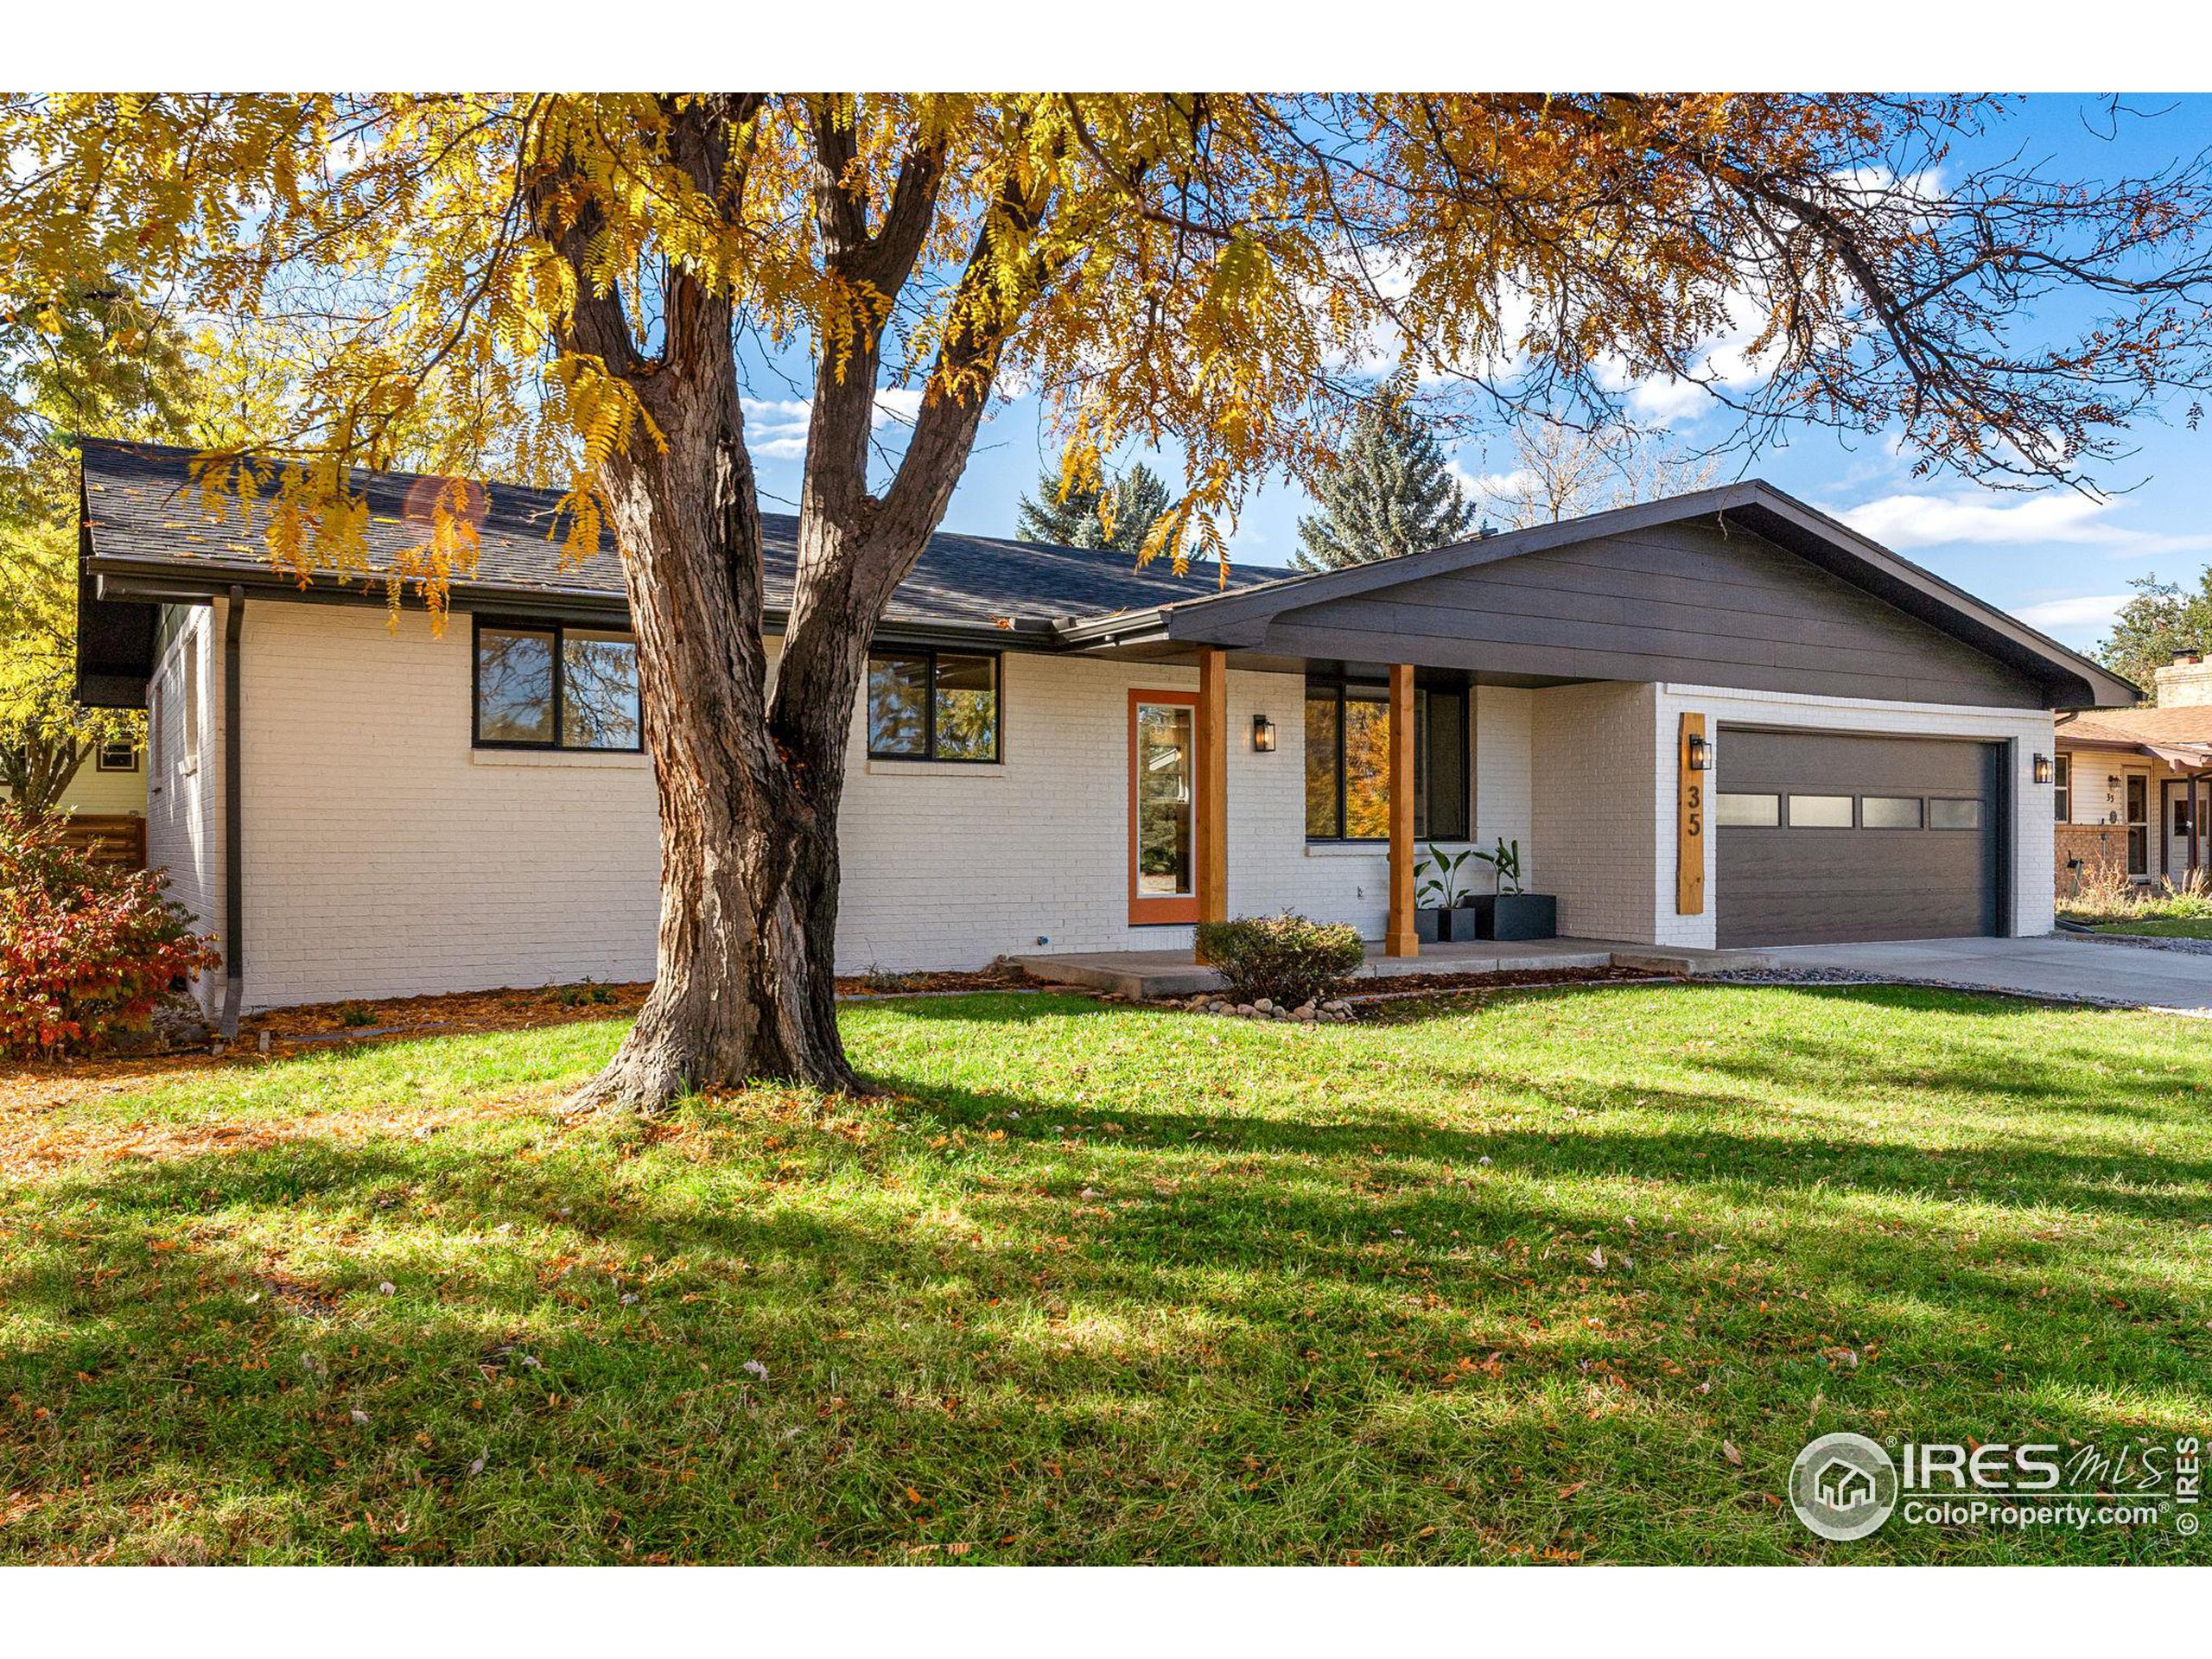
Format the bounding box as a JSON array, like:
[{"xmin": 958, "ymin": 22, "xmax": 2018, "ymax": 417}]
[
  {"xmin": 2099, "ymin": 569, "xmax": 2212, "ymax": 701},
  {"xmin": 1294, "ymin": 405, "xmax": 1480, "ymax": 570},
  {"xmin": 1016, "ymin": 457, "xmax": 1171, "ymax": 555}
]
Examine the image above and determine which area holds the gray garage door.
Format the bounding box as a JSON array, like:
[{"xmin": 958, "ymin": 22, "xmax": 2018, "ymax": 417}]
[{"xmin": 1715, "ymin": 728, "xmax": 2005, "ymax": 947}]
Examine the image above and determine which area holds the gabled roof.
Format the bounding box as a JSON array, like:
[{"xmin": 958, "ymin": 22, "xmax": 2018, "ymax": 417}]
[
  {"xmin": 1061, "ymin": 480, "xmax": 2139, "ymax": 709},
  {"xmin": 76, "ymin": 438, "xmax": 1282, "ymax": 641}
]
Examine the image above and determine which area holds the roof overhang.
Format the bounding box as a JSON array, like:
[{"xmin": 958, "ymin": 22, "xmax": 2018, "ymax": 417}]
[{"xmin": 1055, "ymin": 482, "xmax": 2140, "ymax": 711}]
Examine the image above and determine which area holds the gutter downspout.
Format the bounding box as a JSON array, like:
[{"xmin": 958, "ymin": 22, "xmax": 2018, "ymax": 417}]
[{"xmin": 219, "ymin": 586, "xmax": 245, "ymax": 1040}]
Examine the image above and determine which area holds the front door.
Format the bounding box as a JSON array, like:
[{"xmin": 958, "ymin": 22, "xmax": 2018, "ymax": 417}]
[
  {"xmin": 1128, "ymin": 690, "xmax": 1200, "ymax": 925},
  {"xmin": 2126, "ymin": 773, "xmax": 2150, "ymax": 878}
]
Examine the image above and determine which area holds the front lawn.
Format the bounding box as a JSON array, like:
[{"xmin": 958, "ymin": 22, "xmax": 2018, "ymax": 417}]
[
  {"xmin": 2, "ymin": 984, "xmax": 2208, "ymax": 1564},
  {"xmin": 2094, "ymin": 918, "xmax": 2212, "ymax": 940}
]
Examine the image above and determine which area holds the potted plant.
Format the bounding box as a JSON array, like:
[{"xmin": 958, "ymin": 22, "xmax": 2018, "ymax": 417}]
[
  {"xmin": 1414, "ymin": 842, "xmax": 1484, "ymax": 942},
  {"xmin": 1467, "ymin": 837, "xmax": 1558, "ymax": 940}
]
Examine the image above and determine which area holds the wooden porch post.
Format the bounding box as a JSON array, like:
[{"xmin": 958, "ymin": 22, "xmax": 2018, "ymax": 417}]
[
  {"xmin": 1386, "ymin": 662, "xmax": 1419, "ymax": 957},
  {"xmin": 1195, "ymin": 645, "xmax": 1230, "ymax": 957}
]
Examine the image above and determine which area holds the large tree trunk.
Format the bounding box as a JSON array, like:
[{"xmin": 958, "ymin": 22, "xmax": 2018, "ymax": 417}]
[
  {"xmin": 540, "ymin": 97, "xmax": 1004, "ymax": 1114},
  {"xmin": 563, "ymin": 296, "xmax": 873, "ymax": 1112}
]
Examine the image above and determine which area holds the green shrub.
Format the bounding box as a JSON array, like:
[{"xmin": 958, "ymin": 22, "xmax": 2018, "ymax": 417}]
[{"xmin": 1194, "ymin": 912, "xmax": 1364, "ymax": 1007}]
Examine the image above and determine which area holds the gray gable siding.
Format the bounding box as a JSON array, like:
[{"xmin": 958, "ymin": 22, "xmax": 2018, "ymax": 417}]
[{"xmin": 1255, "ymin": 519, "xmax": 2047, "ymax": 708}]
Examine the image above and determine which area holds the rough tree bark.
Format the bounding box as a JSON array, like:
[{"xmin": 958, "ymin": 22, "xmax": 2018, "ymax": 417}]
[{"xmin": 538, "ymin": 97, "xmax": 1014, "ymax": 1113}]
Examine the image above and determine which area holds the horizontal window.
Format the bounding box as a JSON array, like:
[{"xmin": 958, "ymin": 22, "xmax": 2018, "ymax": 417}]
[
  {"xmin": 95, "ymin": 738, "xmax": 139, "ymax": 772},
  {"xmin": 1862, "ymin": 796, "xmax": 1923, "ymax": 830},
  {"xmin": 1929, "ymin": 798, "xmax": 1982, "ymax": 831},
  {"xmin": 1789, "ymin": 794, "xmax": 1853, "ymax": 829},
  {"xmin": 868, "ymin": 648, "xmax": 1001, "ymax": 763},
  {"xmin": 474, "ymin": 620, "xmax": 641, "ymax": 752},
  {"xmin": 1715, "ymin": 792, "xmax": 1779, "ymax": 827}
]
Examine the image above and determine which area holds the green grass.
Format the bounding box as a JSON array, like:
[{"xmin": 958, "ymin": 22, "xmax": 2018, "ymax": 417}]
[
  {"xmin": 2094, "ymin": 918, "xmax": 2212, "ymax": 939},
  {"xmin": 3, "ymin": 983, "xmax": 2209, "ymax": 1563}
]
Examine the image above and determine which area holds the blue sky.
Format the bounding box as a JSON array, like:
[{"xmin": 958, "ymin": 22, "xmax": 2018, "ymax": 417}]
[{"xmin": 741, "ymin": 95, "xmax": 2212, "ymax": 654}]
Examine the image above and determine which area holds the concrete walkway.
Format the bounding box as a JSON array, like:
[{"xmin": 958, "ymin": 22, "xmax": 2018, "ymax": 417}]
[
  {"xmin": 1758, "ymin": 935, "xmax": 2212, "ymax": 1016},
  {"xmin": 1014, "ymin": 938, "xmax": 1773, "ymax": 1000}
]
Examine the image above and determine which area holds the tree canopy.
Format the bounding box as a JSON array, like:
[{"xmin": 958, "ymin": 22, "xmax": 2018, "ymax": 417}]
[
  {"xmin": 1015, "ymin": 454, "xmax": 1171, "ymax": 553},
  {"xmin": 2099, "ymin": 571, "xmax": 2212, "ymax": 699},
  {"xmin": 10, "ymin": 95, "xmax": 2211, "ymax": 589},
  {"xmin": 1473, "ymin": 418, "xmax": 1719, "ymax": 530},
  {"xmin": 1293, "ymin": 404, "xmax": 1479, "ymax": 569}
]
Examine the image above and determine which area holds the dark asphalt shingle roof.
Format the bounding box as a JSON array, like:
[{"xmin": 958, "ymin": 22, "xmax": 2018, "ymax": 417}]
[{"xmin": 78, "ymin": 438, "xmax": 1284, "ymax": 632}]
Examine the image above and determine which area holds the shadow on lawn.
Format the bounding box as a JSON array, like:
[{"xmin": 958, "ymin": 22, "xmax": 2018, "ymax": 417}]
[{"xmin": 3, "ymin": 1052, "xmax": 2206, "ymax": 1566}]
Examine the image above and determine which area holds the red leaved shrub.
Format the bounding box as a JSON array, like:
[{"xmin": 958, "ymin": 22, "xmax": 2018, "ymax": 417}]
[{"xmin": 0, "ymin": 809, "xmax": 220, "ymax": 1058}]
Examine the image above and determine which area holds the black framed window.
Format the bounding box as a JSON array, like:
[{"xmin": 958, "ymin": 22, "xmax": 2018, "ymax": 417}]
[
  {"xmin": 95, "ymin": 737, "xmax": 139, "ymax": 772},
  {"xmin": 1303, "ymin": 675, "xmax": 1469, "ymax": 841},
  {"xmin": 867, "ymin": 648, "xmax": 1001, "ymax": 763},
  {"xmin": 473, "ymin": 618, "xmax": 641, "ymax": 751}
]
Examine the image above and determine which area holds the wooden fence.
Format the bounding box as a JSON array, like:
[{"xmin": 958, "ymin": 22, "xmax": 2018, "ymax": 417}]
[{"xmin": 57, "ymin": 814, "xmax": 148, "ymax": 873}]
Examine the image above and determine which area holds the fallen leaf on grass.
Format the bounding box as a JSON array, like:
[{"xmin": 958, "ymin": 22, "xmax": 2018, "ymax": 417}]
[{"xmin": 1721, "ymin": 1440, "xmax": 1744, "ymax": 1466}]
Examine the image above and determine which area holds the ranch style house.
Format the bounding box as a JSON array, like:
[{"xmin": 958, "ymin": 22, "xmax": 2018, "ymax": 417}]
[{"xmin": 71, "ymin": 439, "xmax": 2137, "ymax": 1022}]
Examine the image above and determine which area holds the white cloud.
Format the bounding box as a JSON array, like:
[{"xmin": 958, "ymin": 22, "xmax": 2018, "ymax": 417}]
[
  {"xmin": 871, "ymin": 387, "xmax": 925, "ymax": 429},
  {"xmin": 741, "ymin": 397, "xmax": 811, "ymax": 461},
  {"xmin": 2014, "ymin": 593, "xmax": 2134, "ymax": 635},
  {"xmin": 740, "ymin": 387, "xmax": 931, "ymax": 461},
  {"xmin": 1829, "ymin": 490, "xmax": 2212, "ymax": 556}
]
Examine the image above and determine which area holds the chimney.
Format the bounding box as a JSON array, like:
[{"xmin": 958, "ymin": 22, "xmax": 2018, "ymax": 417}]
[{"xmin": 2154, "ymin": 645, "xmax": 2212, "ymax": 707}]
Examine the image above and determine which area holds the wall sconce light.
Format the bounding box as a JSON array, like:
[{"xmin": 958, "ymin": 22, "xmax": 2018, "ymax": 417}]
[
  {"xmin": 1251, "ymin": 714, "xmax": 1277, "ymax": 753},
  {"xmin": 2032, "ymin": 753, "xmax": 2052, "ymax": 785},
  {"xmin": 1686, "ymin": 731, "xmax": 1713, "ymax": 772}
]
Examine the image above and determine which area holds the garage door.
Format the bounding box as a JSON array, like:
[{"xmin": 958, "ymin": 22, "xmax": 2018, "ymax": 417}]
[{"xmin": 1715, "ymin": 728, "xmax": 2004, "ymax": 947}]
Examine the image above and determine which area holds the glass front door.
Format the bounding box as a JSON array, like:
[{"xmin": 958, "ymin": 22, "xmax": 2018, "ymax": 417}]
[{"xmin": 1129, "ymin": 692, "xmax": 1199, "ymax": 924}]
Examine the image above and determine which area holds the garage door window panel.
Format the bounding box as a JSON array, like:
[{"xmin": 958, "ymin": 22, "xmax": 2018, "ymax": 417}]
[
  {"xmin": 1929, "ymin": 798, "xmax": 1981, "ymax": 831},
  {"xmin": 1862, "ymin": 796, "xmax": 1924, "ymax": 830},
  {"xmin": 1788, "ymin": 794, "xmax": 1853, "ymax": 829},
  {"xmin": 1716, "ymin": 792, "xmax": 1779, "ymax": 827}
]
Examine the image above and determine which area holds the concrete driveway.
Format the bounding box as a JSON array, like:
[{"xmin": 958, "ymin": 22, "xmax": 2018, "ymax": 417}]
[{"xmin": 1758, "ymin": 935, "xmax": 2212, "ymax": 1016}]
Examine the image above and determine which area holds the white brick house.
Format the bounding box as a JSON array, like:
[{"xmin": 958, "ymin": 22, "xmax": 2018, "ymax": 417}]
[{"xmin": 75, "ymin": 440, "xmax": 2136, "ymax": 1018}]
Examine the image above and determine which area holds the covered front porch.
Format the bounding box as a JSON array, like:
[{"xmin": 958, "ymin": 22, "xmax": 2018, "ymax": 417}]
[{"xmin": 1015, "ymin": 935, "xmax": 1773, "ymax": 1000}]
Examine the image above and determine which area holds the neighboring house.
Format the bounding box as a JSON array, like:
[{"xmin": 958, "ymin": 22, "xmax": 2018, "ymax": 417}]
[
  {"xmin": 0, "ymin": 734, "xmax": 146, "ymax": 817},
  {"xmin": 0, "ymin": 731, "xmax": 147, "ymax": 873},
  {"xmin": 73, "ymin": 438, "xmax": 2133, "ymax": 1017},
  {"xmin": 2053, "ymin": 650, "xmax": 2212, "ymax": 893}
]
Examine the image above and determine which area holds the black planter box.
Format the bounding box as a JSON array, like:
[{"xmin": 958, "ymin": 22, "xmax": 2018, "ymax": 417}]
[
  {"xmin": 1471, "ymin": 893, "xmax": 1558, "ymax": 941},
  {"xmin": 1419, "ymin": 906, "xmax": 1489, "ymax": 943}
]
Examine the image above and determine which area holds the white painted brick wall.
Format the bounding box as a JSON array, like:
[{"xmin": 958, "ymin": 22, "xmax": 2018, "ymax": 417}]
[
  {"xmin": 1530, "ymin": 681, "xmax": 1659, "ymax": 943},
  {"xmin": 1473, "ymin": 684, "xmax": 1534, "ymax": 887},
  {"xmin": 209, "ymin": 603, "xmax": 1370, "ymax": 1007},
  {"xmin": 238, "ymin": 603, "xmax": 662, "ymax": 1007},
  {"xmin": 144, "ymin": 602, "xmax": 225, "ymax": 1013}
]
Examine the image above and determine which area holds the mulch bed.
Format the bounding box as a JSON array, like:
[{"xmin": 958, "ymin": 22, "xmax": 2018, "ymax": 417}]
[{"xmin": 1332, "ymin": 964, "xmax": 1668, "ymax": 1000}]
